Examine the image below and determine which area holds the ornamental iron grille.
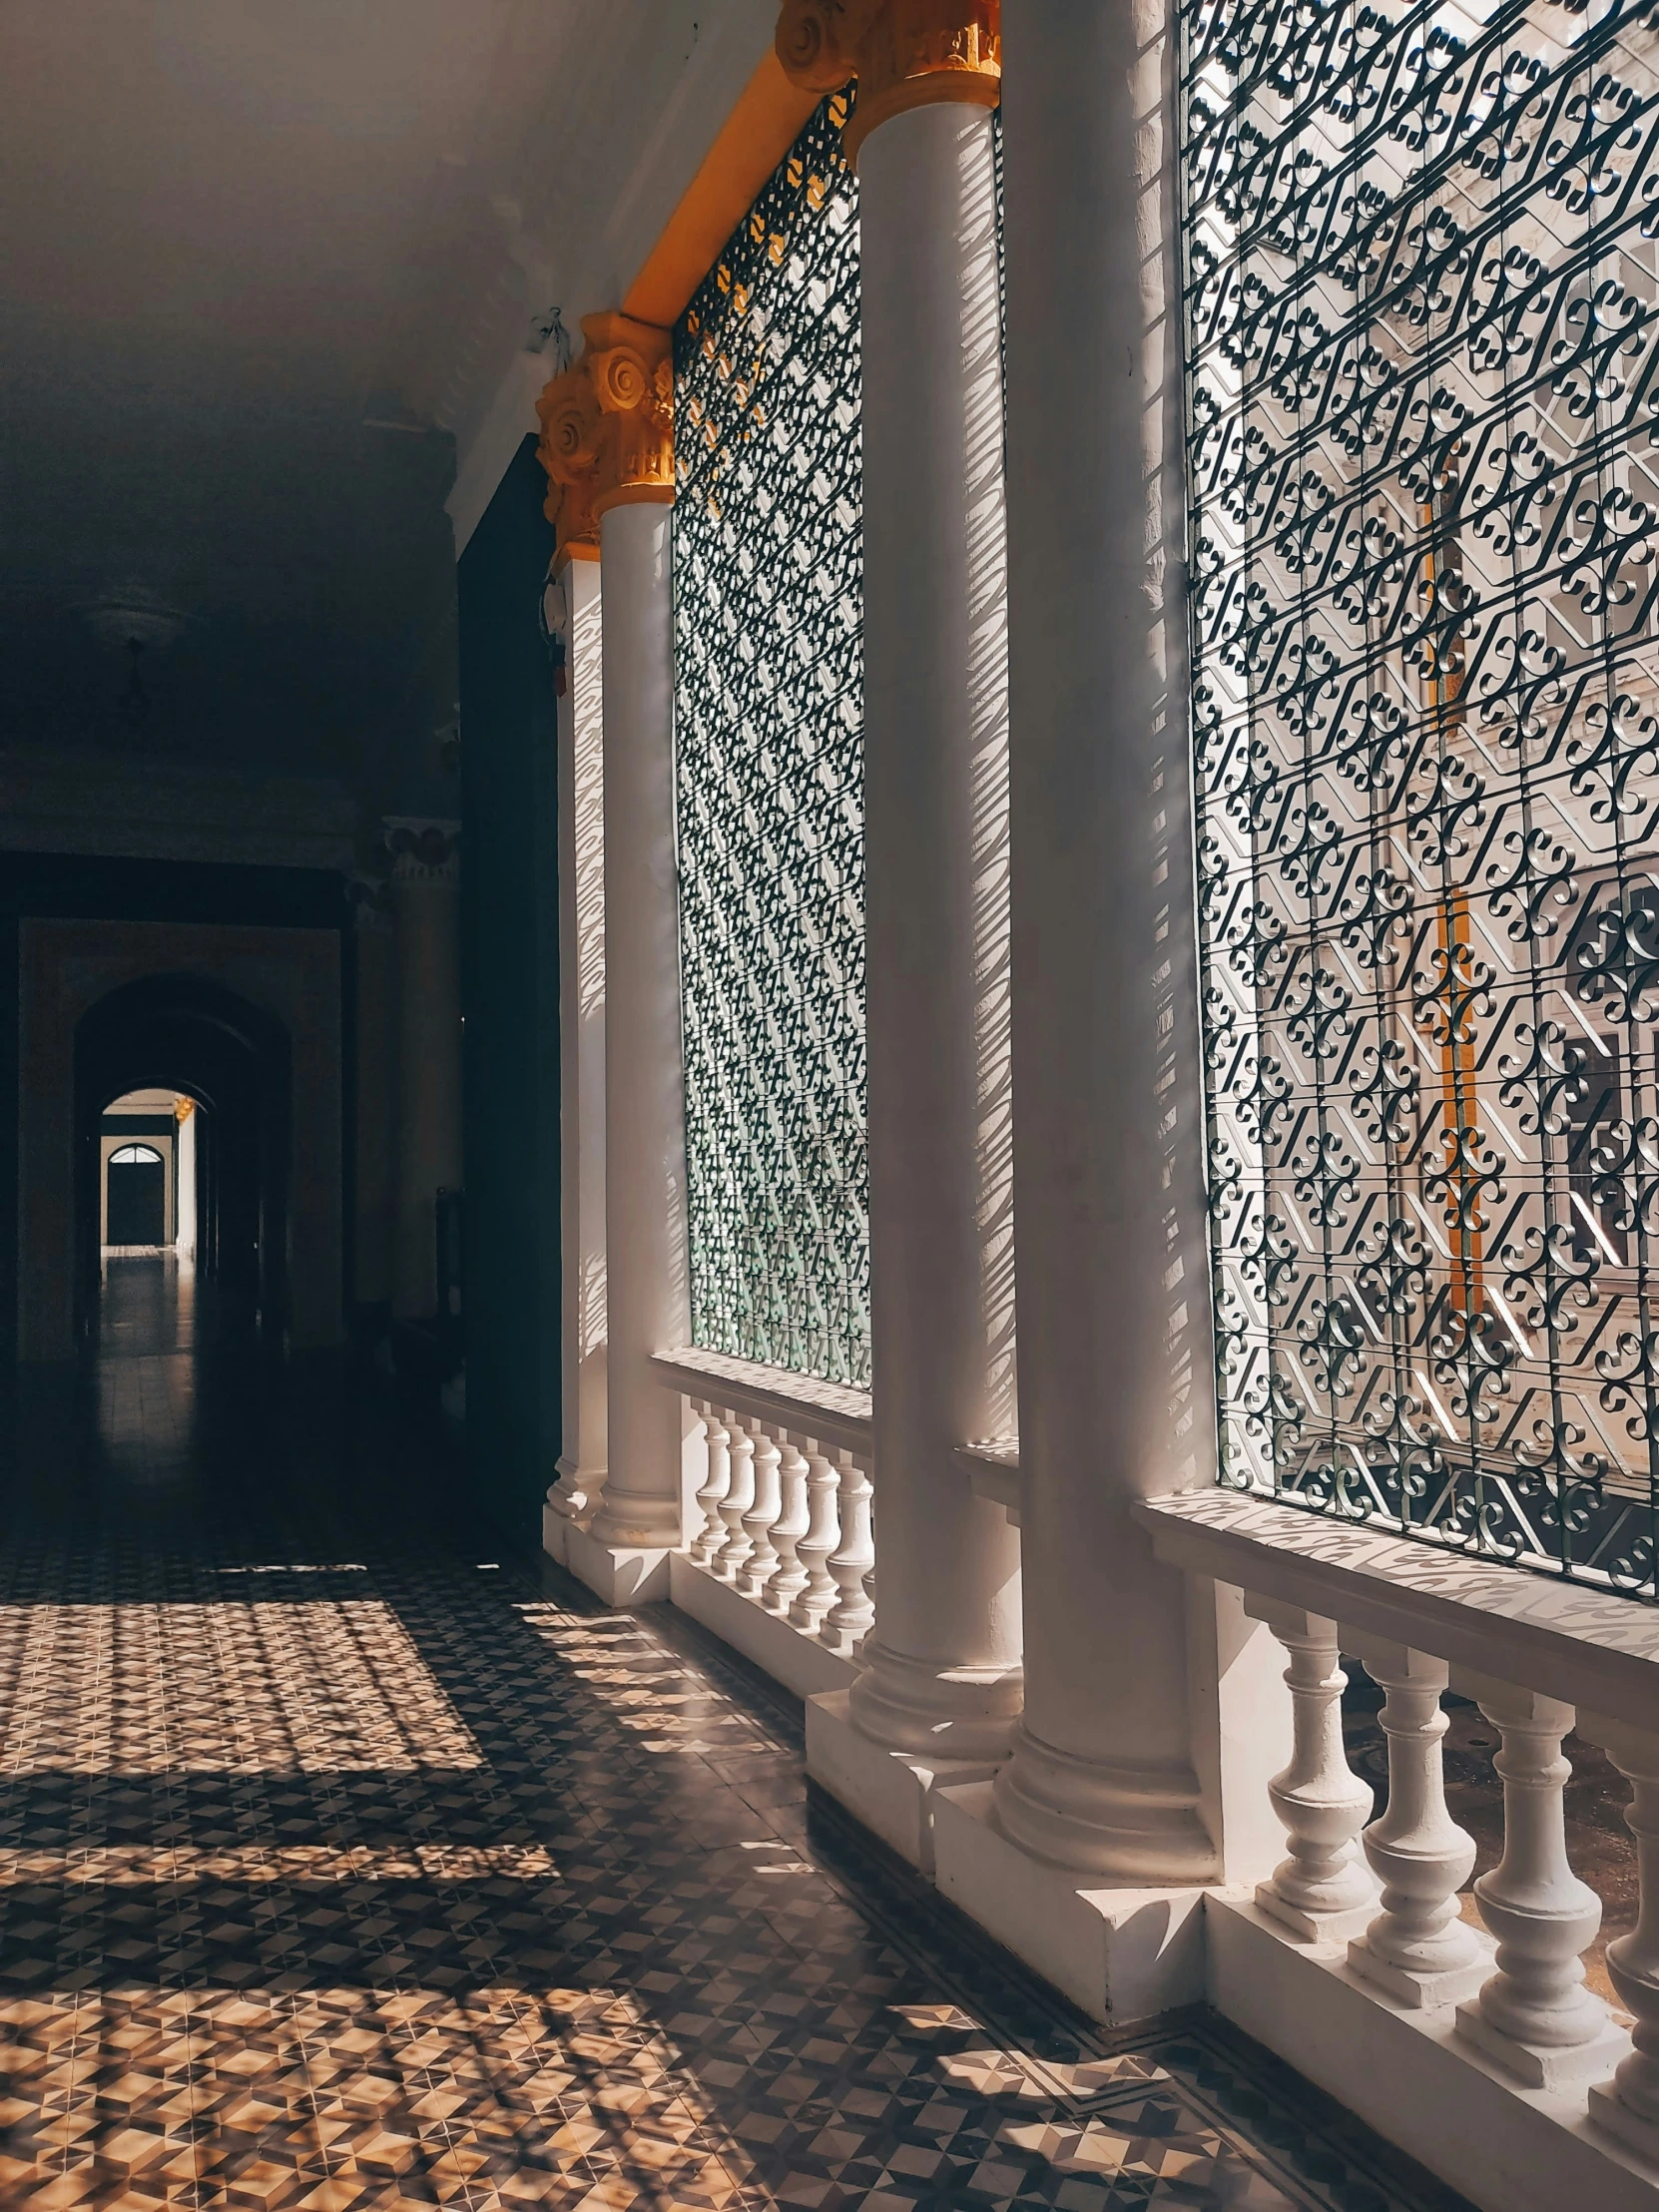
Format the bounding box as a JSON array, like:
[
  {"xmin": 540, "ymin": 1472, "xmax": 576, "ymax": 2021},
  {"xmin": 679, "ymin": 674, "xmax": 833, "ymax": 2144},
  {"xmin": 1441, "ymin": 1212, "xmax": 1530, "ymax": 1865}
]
[
  {"xmin": 1183, "ymin": 0, "xmax": 1659, "ymax": 1593},
  {"xmin": 673, "ymin": 93, "xmax": 869, "ymax": 1385}
]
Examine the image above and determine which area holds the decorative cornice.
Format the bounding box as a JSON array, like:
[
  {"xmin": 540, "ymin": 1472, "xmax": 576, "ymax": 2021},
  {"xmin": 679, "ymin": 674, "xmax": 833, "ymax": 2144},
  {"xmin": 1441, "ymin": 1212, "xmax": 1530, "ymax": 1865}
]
[
  {"xmin": 382, "ymin": 817, "xmax": 460, "ymax": 884},
  {"xmin": 775, "ymin": 0, "xmax": 999, "ymax": 165},
  {"xmin": 536, "ymin": 311, "xmax": 675, "ymax": 569}
]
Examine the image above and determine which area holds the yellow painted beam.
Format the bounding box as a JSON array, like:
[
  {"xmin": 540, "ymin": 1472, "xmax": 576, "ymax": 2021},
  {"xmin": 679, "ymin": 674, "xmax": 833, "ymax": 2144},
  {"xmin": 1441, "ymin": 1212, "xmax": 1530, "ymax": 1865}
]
[{"xmin": 622, "ymin": 51, "xmax": 822, "ymax": 332}]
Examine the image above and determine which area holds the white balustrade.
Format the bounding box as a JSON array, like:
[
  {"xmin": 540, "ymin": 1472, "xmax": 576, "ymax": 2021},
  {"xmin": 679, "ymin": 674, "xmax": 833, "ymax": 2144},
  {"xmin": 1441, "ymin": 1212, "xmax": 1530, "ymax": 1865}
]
[
  {"xmin": 1347, "ymin": 1643, "xmax": 1491, "ymax": 2007},
  {"xmin": 669, "ymin": 1390, "xmax": 878, "ymax": 1670},
  {"xmin": 739, "ymin": 1425, "xmax": 783, "ymax": 1599},
  {"xmin": 823, "ymin": 1450, "xmax": 875, "ymax": 1658},
  {"xmin": 1586, "ymin": 1719, "xmax": 1659, "ymax": 2162},
  {"xmin": 1249, "ymin": 1601, "xmax": 1379, "ymax": 1942},
  {"xmin": 1137, "ymin": 1490, "xmax": 1659, "ymax": 2194},
  {"xmin": 1451, "ymin": 1683, "xmax": 1623, "ymax": 2087},
  {"xmin": 791, "ymin": 1440, "xmax": 842, "ymax": 1632},
  {"xmin": 767, "ymin": 1436, "xmax": 811, "ymax": 1617},
  {"xmin": 690, "ymin": 1400, "xmax": 729, "ymax": 1569},
  {"xmin": 714, "ymin": 1416, "xmax": 755, "ymax": 1582}
]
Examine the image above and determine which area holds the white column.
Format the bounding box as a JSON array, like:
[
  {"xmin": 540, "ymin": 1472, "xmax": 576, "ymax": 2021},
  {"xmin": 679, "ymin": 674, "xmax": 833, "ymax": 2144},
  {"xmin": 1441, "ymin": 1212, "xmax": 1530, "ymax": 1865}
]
[
  {"xmin": 568, "ymin": 499, "xmax": 693, "ymax": 1600},
  {"xmin": 174, "ymin": 1097, "xmax": 198, "ymax": 1263},
  {"xmin": 807, "ymin": 88, "xmax": 1022, "ymax": 1870},
  {"xmin": 926, "ymin": 0, "xmax": 1289, "ymax": 2020},
  {"xmin": 385, "ymin": 819, "xmax": 462, "ymax": 1322},
  {"xmin": 543, "ymin": 553, "xmax": 609, "ymax": 1561}
]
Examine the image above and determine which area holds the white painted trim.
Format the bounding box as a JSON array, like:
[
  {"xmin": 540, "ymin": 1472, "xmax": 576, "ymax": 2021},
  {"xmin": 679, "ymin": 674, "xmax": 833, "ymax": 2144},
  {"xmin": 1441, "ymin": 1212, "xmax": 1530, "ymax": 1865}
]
[
  {"xmin": 1138, "ymin": 1489, "xmax": 1659, "ymax": 1734},
  {"xmin": 650, "ymin": 1348, "xmax": 871, "ymax": 1455}
]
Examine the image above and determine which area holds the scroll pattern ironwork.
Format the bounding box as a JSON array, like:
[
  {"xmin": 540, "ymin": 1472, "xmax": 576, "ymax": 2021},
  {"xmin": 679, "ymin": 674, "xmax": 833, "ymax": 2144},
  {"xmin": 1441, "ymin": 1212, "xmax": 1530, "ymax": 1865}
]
[
  {"xmin": 1184, "ymin": 0, "xmax": 1659, "ymax": 1593},
  {"xmin": 673, "ymin": 95, "xmax": 868, "ymax": 1385}
]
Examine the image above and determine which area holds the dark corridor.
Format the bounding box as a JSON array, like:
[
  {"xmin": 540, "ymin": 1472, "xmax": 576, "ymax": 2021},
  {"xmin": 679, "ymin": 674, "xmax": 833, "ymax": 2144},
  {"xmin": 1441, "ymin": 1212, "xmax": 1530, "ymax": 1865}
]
[{"xmin": 74, "ymin": 975, "xmax": 291, "ymax": 1344}]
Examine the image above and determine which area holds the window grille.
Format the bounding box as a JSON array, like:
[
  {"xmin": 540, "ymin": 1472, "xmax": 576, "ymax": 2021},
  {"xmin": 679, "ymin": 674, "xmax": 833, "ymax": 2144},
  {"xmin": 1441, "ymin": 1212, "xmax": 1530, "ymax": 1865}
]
[
  {"xmin": 1183, "ymin": 0, "xmax": 1659, "ymax": 1594},
  {"xmin": 673, "ymin": 94, "xmax": 868, "ymax": 1385}
]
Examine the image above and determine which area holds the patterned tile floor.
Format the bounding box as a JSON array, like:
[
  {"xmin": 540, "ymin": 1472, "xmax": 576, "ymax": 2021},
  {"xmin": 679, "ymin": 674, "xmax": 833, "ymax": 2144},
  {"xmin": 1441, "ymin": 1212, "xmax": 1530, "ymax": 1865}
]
[{"xmin": 0, "ymin": 1259, "xmax": 1474, "ymax": 2210}]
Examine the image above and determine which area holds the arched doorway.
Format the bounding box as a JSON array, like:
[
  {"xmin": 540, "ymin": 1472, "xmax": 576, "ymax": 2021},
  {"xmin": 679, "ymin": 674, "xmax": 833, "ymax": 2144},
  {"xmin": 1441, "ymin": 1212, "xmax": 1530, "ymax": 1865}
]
[
  {"xmin": 106, "ymin": 1141, "xmax": 167, "ymax": 1246},
  {"xmin": 74, "ymin": 975, "xmax": 292, "ymax": 1345}
]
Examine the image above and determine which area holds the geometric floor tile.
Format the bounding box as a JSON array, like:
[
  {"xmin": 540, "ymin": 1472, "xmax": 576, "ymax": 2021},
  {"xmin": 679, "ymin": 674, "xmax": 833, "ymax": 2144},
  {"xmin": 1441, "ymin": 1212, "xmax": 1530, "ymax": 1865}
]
[{"xmin": 0, "ymin": 1256, "xmax": 1475, "ymax": 2211}]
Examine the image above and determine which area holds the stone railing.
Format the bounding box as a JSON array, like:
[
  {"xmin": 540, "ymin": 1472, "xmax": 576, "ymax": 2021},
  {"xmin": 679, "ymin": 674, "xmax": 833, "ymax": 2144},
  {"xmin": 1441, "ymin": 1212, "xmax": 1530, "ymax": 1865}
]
[
  {"xmin": 651, "ymin": 1350, "xmax": 876, "ymax": 1699},
  {"xmin": 1140, "ymin": 1486, "xmax": 1659, "ymax": 2212}
]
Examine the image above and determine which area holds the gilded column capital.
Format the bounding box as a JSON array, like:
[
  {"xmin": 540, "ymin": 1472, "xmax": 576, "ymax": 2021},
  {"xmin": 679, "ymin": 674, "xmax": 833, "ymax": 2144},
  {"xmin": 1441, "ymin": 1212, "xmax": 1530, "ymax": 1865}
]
[
  {"xmin": 775, "ymin": 0, "xmax": 999, "ymax": 166},
  {"xmin": 536, "ymin": 311, "xmax": 675, "ymax": 568}
]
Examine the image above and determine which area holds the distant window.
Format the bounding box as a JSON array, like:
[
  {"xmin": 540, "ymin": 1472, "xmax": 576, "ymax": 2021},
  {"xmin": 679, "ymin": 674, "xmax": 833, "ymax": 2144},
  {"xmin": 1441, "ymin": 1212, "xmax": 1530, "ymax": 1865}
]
[{"xmin": 110, "ymin": 1144, "xmax": 163, "ymax": 1167}]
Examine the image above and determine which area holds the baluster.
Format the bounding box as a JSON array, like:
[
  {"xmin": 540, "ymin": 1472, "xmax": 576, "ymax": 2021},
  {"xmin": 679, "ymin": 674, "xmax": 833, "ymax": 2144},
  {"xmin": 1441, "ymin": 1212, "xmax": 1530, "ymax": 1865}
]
[
  {"xmin": 822, "ymin": 1450, "xmax": 874, "ymax": 1657},
  {"xmin": 1584, "ymin": 1720, "xmax": 1659, "ymax": 2161},
  {"xmin": 1347, "ymin": 1644, "xmax": 1490, "ymax": 2007},
  {"xmin": 1248, "ymin": 1602, "xmax": 1378, "ymax": 1941},
  {"xmin": 738, "ymin": 1425, "xmax": 783, "ymax": 1600},
  {"xmin": 689, "ymin": 1402, "xmax": 730, "ymax": 1568},
  {"xmin": 713, "ymin": 1415, "xmax": 755, "ymax": 1582},
  {"xmin": 766, "ymin": 1435, "xmax": 811, "ymax": 1616},
  {"xmin": 789, "ymin": 1439, "xmax": 841, "ymax": 1633},
  {"xmin": 1452, "ymin": 1681, "xmax": 1624, "ymax": 2086}
]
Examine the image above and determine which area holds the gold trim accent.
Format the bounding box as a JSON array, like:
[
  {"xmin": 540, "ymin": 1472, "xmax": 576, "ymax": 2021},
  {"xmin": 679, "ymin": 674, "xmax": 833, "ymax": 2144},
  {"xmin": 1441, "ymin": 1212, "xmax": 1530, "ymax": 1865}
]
[
  {"xmin": 623, "ymin": 53, "xmax": 821, "ymax": 330},
  {"xmin": 535, "ymin": 313, "xmax": 675, "ymax": 567},
  {"xmin": 775, "ymin": 0, "xmax": 999, "ymax": 166}
]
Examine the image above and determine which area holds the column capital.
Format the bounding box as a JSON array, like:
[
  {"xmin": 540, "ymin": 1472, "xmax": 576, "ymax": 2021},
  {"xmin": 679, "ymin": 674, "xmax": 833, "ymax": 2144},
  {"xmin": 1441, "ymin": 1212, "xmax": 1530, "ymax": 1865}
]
[
  {"xmin": 382, "ymin": 817, "xmax": 460, "ymax": 884},
  {"xmin": 536, "ymin": 311, "xmax": 675, "ymax": 569},
  {"xmin": 776, "ymin": 0, "xmax": 999, "ymax": 166}
]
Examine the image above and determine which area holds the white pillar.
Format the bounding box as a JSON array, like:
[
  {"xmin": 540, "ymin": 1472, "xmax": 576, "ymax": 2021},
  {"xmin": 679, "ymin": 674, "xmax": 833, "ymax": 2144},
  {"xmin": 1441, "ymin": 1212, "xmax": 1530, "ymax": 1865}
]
[
  {"xmin": 174, "ymin": 1097, "xmax": 198, "ymax": 1263},
  {"xmin": 543, "ymin": 553, "xmax": 609, "ymax": 1562},
  {"xmin": 567, "ymin": 499, "xmax": 693, "ymax": 1600},
  {"xmin": 385, "ymin": 819, "xmax": 462, "ymax": 1322},
  {"xmin": 805, "ymin": 85, "xmax": 1023, "ymax": 1871},
  {"xmin": 927, "ymin": 0, "xmax": 1289, "ymax": 2020}
]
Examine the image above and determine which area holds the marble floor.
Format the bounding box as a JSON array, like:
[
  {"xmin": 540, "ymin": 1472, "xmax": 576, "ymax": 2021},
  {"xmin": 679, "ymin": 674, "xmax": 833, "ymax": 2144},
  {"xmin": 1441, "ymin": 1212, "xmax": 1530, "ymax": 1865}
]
[{"xmin": 0, "ymin": 1261, "xmax": 1473, "ymax": 2210}]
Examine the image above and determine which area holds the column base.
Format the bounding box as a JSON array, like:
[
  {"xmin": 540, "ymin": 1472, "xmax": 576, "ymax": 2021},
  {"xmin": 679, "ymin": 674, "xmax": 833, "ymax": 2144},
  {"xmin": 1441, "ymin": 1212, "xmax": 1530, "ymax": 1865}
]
[
  {"xmin": 1348, "ymin": 1930, "xmax": 1493, "ymax": 2011},
  {"xmin": 542, "ymin": 1502, "xmax": 595, "ymax": 1568},
  {"xmin": 806, "ymin": 1690, "xmax": 1002, "ymax": 1875},
  {"xmin": 930, "ymin": 1781, "xmax": 1207, "ymax": 2024},
  {"xmin": 563, "ymin": 1520, "xmax": 673, "ymax": 1605},
  {"xmin": 1455, "ymin": 2001, "xmax": 1631, "ymax": 2092},
  {"xmin": 1589, "ymin": 2082, "xmax": 1659, "ymax": 2167}
]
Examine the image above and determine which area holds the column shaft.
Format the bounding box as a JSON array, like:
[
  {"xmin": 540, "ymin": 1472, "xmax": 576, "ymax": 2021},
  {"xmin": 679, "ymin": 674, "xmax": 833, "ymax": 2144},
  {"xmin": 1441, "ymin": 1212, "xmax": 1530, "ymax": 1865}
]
[
  {"xmin": 590, "ymin": 502, "xmax": 690, "ymax": 1552},
  {"xmin": 549, "ymin": 556, "xmax": 608, "ymax": 1535},
  {"xmin": 989, "ymin": 0, "xmax": 1223, "ymax": 1875},
  {"xmin": 846, "ymin": 100, "xmax": 1022, "ymax": 1762}
]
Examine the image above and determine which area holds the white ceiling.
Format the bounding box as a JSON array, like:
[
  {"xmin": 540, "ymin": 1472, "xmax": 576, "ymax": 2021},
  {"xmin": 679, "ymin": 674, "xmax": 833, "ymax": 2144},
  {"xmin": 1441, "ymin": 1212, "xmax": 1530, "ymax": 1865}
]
[{"xmin": 0, "ymin": 0, "xmax": 775, "ymax": 801}]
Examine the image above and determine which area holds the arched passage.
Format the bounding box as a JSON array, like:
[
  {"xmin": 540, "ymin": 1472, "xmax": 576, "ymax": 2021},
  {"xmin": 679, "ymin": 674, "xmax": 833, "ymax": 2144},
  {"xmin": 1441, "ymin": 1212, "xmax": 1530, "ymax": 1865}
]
[{"xmin": 74, "ymin": 975, "xmax": 292, "ymax": 1342}]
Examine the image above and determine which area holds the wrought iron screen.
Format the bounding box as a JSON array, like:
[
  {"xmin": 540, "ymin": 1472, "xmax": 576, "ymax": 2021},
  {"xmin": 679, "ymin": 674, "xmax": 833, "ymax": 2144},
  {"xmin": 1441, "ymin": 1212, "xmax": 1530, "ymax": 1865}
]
[
  {"xmin": 1184, "ymin": 0, "xmax": 1659, "ymax": 1593},
  {"xmin": 673, "ymin": 93, "xmax": 868, "ymax": 1385}
]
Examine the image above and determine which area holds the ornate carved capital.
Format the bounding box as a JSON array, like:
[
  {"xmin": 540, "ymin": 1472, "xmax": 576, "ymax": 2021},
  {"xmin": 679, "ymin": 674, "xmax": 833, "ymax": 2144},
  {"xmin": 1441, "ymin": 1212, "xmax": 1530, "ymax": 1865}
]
[
  {"xmin": 536, "ymin": 311, "xmax": 675, "ymax": 567},
  {"xmin": 775, "ymin": 0, "xmax": 999, "ymax": 165},
  {"xmin": 382, "ymin": 818, "xmax": 460, "ymax": 885}
]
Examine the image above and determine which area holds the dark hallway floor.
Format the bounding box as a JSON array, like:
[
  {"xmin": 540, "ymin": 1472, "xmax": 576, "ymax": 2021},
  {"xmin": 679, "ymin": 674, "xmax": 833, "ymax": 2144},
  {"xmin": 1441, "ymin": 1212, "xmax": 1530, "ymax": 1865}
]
[{"xmin": 0, "ymin": 1273, "xmax": 1471, "ymax": 2211}]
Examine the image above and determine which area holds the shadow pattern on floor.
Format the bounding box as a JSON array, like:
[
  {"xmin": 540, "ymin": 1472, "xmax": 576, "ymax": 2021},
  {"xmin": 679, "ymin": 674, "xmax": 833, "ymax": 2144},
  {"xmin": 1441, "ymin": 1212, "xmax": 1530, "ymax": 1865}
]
[{"xmin": 0, "ymin": 1342, "xmax": 1473, "ymax": 2210}]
